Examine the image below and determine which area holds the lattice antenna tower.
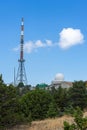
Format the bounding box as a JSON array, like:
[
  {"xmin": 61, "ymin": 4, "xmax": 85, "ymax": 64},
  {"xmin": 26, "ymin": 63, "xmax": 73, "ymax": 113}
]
[{"xmin": 16, "ymin": 18, "xmax": 27, "ymax": 86}]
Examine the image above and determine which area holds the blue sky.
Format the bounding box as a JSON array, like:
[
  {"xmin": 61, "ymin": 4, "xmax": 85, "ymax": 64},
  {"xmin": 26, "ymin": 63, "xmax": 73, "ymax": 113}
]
[{"xmin": 0, "ymin": 0, "xmax": 87, "ymax": 85}]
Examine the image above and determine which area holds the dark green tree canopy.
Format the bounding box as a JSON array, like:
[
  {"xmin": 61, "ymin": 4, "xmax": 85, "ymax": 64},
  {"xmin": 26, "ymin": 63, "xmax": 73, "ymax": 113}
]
[
  {"xmin": 20, "ymin": 89, "xmax": 52, "ymax": 120},
  {"xmin": 68, "ymin": 81, "xmax": 87, "ymax": 109}
]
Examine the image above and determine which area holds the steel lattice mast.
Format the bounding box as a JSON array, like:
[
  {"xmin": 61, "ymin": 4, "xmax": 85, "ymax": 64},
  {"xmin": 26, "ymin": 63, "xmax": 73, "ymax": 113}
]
[{"xmin": 16, "ymin": 18, "xmax": 27, "ymax": 86}]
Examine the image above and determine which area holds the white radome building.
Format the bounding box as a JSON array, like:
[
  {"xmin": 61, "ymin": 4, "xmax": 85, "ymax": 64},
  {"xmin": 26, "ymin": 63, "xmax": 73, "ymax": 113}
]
[{"xmin": 51, "ymin": 73, "xmax": 72, "ymax": 89}]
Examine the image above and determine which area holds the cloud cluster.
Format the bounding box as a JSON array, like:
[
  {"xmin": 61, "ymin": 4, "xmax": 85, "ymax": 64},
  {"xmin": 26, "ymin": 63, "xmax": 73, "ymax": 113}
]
[
  {"xmin": 14, "ymin": 40, "xmax": 53, "ymax": 53},
  {"xmin": 13, "ymin": 28, "xmax": 84, "ymax": 53},
  {"xmin": 58, "ymin": 28, "xmax": 84, "ymax": 49}
]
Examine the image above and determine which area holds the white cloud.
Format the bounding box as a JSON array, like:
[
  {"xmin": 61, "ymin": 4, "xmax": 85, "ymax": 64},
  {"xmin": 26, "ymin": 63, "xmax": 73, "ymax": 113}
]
[
  {"xmin": 24, "ymin": 41, "xmax": 34, "ymax": 53},
  {"xmin": 58, "ymin": 28, "xmax": 84, "ymax": 49},
  {"xmin": 35, "ymin": 40, "xmax": 45, "ymax": 48},
  {"xmin": 13, "ymin": 45, "xmax": 20, "ymax": 51},
  {"xmin": 13, "ymin": 40, "xmax": 54, "ymax": 53},
  {"xmin": 13, "ymin": 28, "xmax": 84, "ymax": 53},
  {"xmin": 45, "ymin": 40, "xmax": 53, "ymax": 46}
]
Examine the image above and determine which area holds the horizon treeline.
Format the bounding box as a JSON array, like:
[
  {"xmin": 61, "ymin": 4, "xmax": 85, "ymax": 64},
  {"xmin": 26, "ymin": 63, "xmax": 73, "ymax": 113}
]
[{"xmin": 1, "ymin": 74, "xmax": 87, "ymax": 129}]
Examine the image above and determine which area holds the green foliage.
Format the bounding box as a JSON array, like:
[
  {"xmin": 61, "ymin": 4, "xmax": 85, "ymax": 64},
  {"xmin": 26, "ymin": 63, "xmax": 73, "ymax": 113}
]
[
  {"xmin": 17, "ymin": 82, "xmax": 24, "ymax": 88},
  {"xmin": 16, "ymin": 85, "xmax": 31, "ymax": 96},
  {"xmin": 0, "ymin": 75, "xmax": 30, "ymax": 129},
  {"xmin": 20, "ymin": 89, "xmax": 52, "ymax": 120},
  {"xmin": 47, "ymin": 101, "xmax": 58, "ymax": 118},
  {"xmin": 1, "ymin": 74, "xmax": 87, "ymax": 129},
  {"xmin": 53, "ymin": 86, "xmax": 68, "ymax": 112},
  {"xmin": 64, "ymin": 105, "xmax": 75, "ymax": 116},
  {"xmin": 64, "ymin": 107, "xmax": 87, "ymax": 130},
  {"xmin": 64, "ymin": 121, "xmax": 76, "ymax": 130},
  {"xmin": 68, "ymin": 81, "xmax": 87, "ymax": 109}
]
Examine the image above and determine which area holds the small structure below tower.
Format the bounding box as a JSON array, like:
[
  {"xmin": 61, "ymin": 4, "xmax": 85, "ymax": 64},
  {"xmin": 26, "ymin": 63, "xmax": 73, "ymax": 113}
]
[{"xmin": 16, "ymin": 18, "xmax": 27, "ymax": 86}]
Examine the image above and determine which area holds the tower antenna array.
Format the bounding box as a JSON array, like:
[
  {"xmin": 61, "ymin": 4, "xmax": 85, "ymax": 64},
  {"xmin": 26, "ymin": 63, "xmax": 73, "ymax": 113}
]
[{"xmin": 16, "ymin": 18, "xmax": 27, "ymax": 86}]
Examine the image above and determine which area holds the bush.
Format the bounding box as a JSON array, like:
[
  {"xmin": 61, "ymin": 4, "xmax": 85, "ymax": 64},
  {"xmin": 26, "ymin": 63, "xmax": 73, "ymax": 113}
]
[
  {"xmin": 64, "ymin": 107, "xmax": 87, "ymax": 130},
  {"xmin": 20, "ymin": 89, "xmax": 52, "ymax": 120}
]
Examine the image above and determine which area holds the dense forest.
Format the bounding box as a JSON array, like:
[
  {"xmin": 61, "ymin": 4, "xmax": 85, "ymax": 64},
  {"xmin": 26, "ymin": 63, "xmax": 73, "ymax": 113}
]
[{"xmin": 1, "ymin": 74, "xmax": 87, "ymax": 129}]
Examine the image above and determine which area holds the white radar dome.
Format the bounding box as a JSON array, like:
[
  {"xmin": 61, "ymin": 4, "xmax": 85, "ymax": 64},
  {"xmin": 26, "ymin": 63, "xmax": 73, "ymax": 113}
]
[{"xmin": 55, "ymin": 73, "xmax": 64, "ymax": 81}]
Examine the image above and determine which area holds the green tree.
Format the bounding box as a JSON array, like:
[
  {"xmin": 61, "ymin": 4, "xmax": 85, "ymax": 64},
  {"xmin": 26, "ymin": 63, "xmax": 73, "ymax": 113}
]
[
  {"xmin": 20, "ymin": 89, "xmax": 52, "ymax": 120},
  {"xmin": 68, "ymin": 81, "xmax": 87, "ymax": 109},
  {"xmin": 17, "ymin": 82, "xmax": 24, "ymax": 88},
  {"xmin": 53, "ymin": 86, "xmax": 68, "ymax": 112},
  {"xmin": 64, "ymin": 107, "xmax": 87, "ymax": 130},
  {"xmin": 16, "ymin": 84, "xmax": 31, "ymax": 96},
  {"xmin": 47, "ymin": 100, "xmax": 58, "ymax": 118},
  {"xmin": 0, "ymin": 75, "xmax": 27, "ymax": 129}
]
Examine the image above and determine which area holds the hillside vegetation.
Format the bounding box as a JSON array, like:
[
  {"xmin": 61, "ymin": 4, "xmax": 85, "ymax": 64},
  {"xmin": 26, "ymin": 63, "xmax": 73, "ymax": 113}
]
[
  {"xmin": 8, "ymin": 115, "xmax": 73, "ymax": 130},
  {"xmin": 1, "ymin": 74, "xmax": 87, "ymax": 129},
  {"xmin": 7, "ymin": 112, "xmax": 87, "ymax": 130}
]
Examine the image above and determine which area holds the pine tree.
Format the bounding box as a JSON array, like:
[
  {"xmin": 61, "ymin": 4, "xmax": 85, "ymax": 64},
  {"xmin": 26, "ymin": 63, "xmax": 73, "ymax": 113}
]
[
  {"xmin": 68, "ymin": 81, "xmax": 87, "ymax": 109},
  {"xmin": 47, "ymin": 101, "xmax": 58, "ymax": 118}
]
